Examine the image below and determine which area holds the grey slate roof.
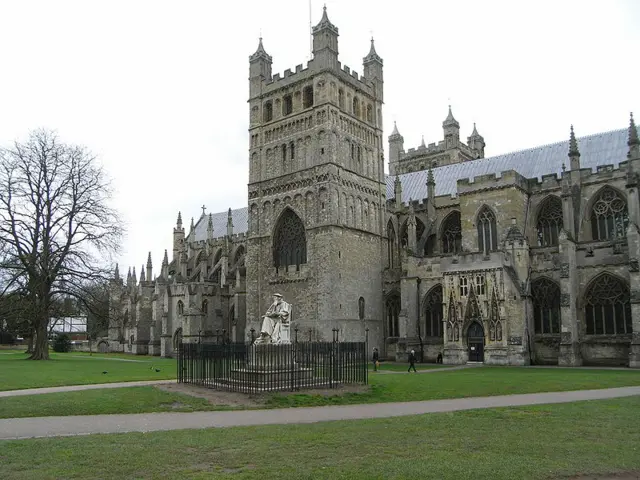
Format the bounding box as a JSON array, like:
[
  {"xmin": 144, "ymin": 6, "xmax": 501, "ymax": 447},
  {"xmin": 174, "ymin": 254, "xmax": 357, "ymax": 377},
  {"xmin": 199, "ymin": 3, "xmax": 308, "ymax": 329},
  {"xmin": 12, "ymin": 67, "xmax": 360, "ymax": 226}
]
[
  {"xmin": 192, "ymin": 207, "xmax": 249, "ymax": 241},
  {"xmin": 386, "ymin": 127, "xmax": 634, "ymax": 202}
]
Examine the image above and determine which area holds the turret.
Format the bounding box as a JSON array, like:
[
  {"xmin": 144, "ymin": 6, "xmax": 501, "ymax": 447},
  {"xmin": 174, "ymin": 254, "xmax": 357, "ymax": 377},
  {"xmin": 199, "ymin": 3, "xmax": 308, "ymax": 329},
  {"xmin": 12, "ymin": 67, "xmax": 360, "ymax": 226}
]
[
  {"xmin": 363, "ymin": 37, "xmax": 383, "ymax": 101},
  {"xmin": 161, "ymin": 249, "xmax": 169, "ymax": 278},
  {"xmin": 443, "ymin": 105, "xmax": 460, "ymax": 149},
  {"xmin": 388, "ymin": 122, "xmax": 404, "ymax": 174},
  {"xmin": 467, "ymin": 123, "xmax": 485, "ymax": 159},
  {"xmin": 173, "ymin": 211, "xmax": 185, "ymax": 261},
  {"xmin": 249, "ymin": 37, "xmax": 272, "ymax": 99},
  {"xmin": 146, "ymin": 252, "xmax": 152, "ymax": 282},
  {"xmin": 311, "ymin": 6, "xmax": 339, "ymax": 70}
]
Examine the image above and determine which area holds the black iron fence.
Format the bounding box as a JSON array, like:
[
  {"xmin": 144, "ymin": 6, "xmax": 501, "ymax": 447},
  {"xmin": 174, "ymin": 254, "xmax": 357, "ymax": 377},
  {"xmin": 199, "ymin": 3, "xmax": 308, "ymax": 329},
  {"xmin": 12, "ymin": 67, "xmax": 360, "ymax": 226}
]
[{"xmin": 177, "ymin": 331, "xmax": 368, "ymax": 393}]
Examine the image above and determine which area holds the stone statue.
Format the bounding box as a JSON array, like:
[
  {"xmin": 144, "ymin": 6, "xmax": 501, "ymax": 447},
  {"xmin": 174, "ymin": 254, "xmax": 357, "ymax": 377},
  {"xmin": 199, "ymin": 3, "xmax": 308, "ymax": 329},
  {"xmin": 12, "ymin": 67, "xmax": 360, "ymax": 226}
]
[{"xmin": 256, "ymin": 293, "xmax": 292, "ymax": 344}]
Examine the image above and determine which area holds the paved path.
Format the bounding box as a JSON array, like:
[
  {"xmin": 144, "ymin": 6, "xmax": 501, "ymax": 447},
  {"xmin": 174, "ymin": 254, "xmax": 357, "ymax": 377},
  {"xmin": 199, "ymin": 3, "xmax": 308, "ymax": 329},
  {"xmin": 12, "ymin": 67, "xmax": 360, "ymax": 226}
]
[
  {"xmin": 0, "ymin": 380, "xmax": 176, "ymax": 398},
  {"xmin": 1, "ymin": 386, "xmax": 639, "ymax": 440}
]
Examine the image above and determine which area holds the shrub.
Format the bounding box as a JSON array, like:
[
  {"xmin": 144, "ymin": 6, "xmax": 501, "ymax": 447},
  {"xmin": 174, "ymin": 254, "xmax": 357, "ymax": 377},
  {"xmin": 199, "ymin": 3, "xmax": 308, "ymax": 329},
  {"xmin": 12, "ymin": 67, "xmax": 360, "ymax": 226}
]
[{"xmin": 52, "ymin": 333, "xmax": 72, "ymax": 353}]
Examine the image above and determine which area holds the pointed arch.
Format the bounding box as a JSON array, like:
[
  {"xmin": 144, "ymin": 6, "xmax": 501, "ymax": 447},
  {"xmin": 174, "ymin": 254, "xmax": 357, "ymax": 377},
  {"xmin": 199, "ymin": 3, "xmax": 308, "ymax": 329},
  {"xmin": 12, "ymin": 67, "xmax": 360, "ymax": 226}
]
[
  {"xmin": 477, "ymin": 205, "xmax": 498, "ymax": 253},
  {"xmin": 584, "ymin": 273, "xmax": 631, "ymax": 335},
  {"xmin": 273, "ymin": 207, "xmax": 307, "ymax": 270},
  {"xmin": 423, "ymin": 285, "xmax": 443, "ymax": 337},
  {"xmin": 441, "ymin": 211, "xmax": 462, "ymax": 254},
  {"xmin": 589, "ymin": 186, "xmax": 629, "ymax": 240},
  {"xmin": 400, "ymin": 217, "xmax": 425, "ymax": 249},
  {"xmin": 536, "ymin": 195, "xmax": 563, "ymax": 246},
  {"xmin": 173, "ymin": 328, "xmax": 183, "ymax": 350},
  {"xmin": 177, "ymin": 300, "xmax": 184, "ymax": 315},
  {"xmin": 531, "ymin": 277, "xmax": 561, "ymax": 334},
  {"xmin": 385, "ymin": 291, "xmax": 401, "ymax": 337},
  {"xmin": 233, "ymin": 245, "xmax": 245, "ymax": 266},
  {"xmin": 387, "ymin": 219, "xmax": 397, "ymax": 268}
]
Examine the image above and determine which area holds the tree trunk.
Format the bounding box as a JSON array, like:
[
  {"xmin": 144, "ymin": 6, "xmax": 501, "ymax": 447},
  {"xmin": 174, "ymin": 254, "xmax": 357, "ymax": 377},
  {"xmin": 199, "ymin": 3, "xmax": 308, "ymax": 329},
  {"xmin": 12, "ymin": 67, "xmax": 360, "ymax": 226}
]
[
  {"xmin": 30, "ymin": 319, "xmax": 50, "ymax": 360},
  {"xmin": 25, "ymin": 334, "xmax": 34, "ymax": 354}
]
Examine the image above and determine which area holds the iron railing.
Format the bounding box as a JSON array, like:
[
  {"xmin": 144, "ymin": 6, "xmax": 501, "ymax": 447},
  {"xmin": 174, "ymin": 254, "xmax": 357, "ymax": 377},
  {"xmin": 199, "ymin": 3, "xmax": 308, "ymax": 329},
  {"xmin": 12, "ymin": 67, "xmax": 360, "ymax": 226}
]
[{"xmin": 177, "ymin": 329, "xmax": 368, "ymax": 393}]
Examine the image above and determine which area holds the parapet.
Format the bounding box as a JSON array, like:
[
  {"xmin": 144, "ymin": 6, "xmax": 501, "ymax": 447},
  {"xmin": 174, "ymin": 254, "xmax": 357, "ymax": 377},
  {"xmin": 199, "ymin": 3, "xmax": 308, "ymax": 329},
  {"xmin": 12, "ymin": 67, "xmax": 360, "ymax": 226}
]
[{"xmin": 457, "ymin": 169, "xmax": 529, "ymax": 195}]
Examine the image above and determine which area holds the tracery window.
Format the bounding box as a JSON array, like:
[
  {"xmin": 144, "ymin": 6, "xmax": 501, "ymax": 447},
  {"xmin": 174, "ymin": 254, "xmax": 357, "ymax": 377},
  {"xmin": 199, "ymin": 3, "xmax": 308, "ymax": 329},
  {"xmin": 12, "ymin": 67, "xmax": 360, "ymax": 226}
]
[
  {"xmin": 474, "ymin": 274, "xmax": 485, "ymax": 296},
  {"xmin": 424, "ymin": 285, "xmax": 443, "ymax": 337},
  {"xmin": 273, "ymin": 208, "xmax": 307, "ymax": 270},
  {"xmin": 441, "ymin": 211, "xmax": 462, "ymax": 254},
  {"xmin": 400, "ymin": 218, "xmax": 425, "ymax": 250},
  {"xmin": 459, "ymin": 276, "xmax": 469, "ymax": 297},
  {"xmin": 531, "ymin": 278, "xmax": 561, "ymax": 334},
  {"xmin": 590, "ymin": 187, "xmax": 628, "ymax": 240},
  {"xmin": 386, "ymin": 293, "xmax": 401, "ymax": 337},
  {"xmin": 477, "ymin": 206, "xmax": 498, "ymax": 253},
  {"xmin": 584, "ymin": 274, "xmax": 631, "ymax": 335},
  {"xmin": 536, "ymin": 196, "xmax": 563, "ymax": 246}
]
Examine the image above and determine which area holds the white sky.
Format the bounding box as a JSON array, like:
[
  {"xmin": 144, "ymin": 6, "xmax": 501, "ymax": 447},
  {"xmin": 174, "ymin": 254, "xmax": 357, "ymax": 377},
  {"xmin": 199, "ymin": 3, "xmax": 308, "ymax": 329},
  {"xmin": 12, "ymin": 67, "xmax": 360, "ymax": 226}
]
[{"xmin": 1, "ymin": 0, "xmax": 638, "ymax": 277}]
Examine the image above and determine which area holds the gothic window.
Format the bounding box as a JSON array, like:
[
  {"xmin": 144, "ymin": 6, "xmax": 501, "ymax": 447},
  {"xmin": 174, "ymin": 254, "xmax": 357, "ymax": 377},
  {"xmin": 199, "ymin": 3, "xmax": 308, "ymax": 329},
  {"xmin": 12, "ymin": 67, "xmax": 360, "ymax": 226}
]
[
  {"xmin": 441, "ymin": 211, "xmax": 462, "ymax": 254},
  {"xmin": 425, "ymin": 234, "xmax": 436, "ymax": 256},
  {"xmin": 177, "ymin": 300, "xmax": 184, "ymax": 315},
  {"xmin": 532, "ymin": 278, "xmax": 561, "ymax": 334},
  {"xmin": 352, "ymin": 97, "xmax": 360, "ymax": 118},
  {"xmin": 459, "ymin": 276, "xmax": 468, "ymax": 297},
  {"xmin": 424, "ymin": 285, "xmax": 443, "ymax": 337},
  {"xmin": 173, "ymin": 328, "xmax": 182, "ymax": 350},
  {"xmin": 283, "ymin": 94, "xmax": 293, "ymax": 116},
  {"xmin": 202, "ymin": 299, "xmax": 208, "ymax": 315},
  {"xmin": 263, "ymin": 101, "xmax": 273, "ymax": 122},
  {"xmin": 477, "ymin": 206, "xmax": 498, "ymax": 253},
  {"xmin": 303, "ymin": 86, "xmax": 314, "ymax": 109},
  {"xmin": 366, "ymin": 104, "xmax": 373, "ymax": 123},
  {"xmin": 338, "ymin": 89, "xmax": 345, "ymax": 109},
  {"xmin": 386, "ymin": 293, "xmax": 401, "ymax": 337},
  {"xmin": 290, "ymin": 141, "xmax": 295, "ymax": 160},
  {"xmin": 234, "ymin": 245, "xmax": 245, "ymax": 266},
  {"xmin": 387, "ymin": 220, "xmax": 397, "ymax": 268},
  {"xmin": 282, "ymin": 144, "xmax": 287, "ymax": 171},
  {"xmin": 475, "ymin": 274, "xmax": 485, "ymax": 296},
  {"xmin": 400, "ymin": 218, "xmax": 425, "ymax": 250},
  {"xmin": 590, "ymin": 187, "xmax": 629, "ymax": 240},
  {"xmin": 273, "ymin": 208, "xmax": 307, "ymax": 270},
  {"xmin": 358, "ymin": 297, "xmax": 365, "ymax": 320},
  {"xmin": 536, "ymin": 196, "xmax": 563, "ymax": 246},
  {"xmin": 584, "ymin": 274, "xmax": 632, "ymax": 335},
  {"xmin": 123, "ymin": 309, "xmax": 129, "ymax": 325}
]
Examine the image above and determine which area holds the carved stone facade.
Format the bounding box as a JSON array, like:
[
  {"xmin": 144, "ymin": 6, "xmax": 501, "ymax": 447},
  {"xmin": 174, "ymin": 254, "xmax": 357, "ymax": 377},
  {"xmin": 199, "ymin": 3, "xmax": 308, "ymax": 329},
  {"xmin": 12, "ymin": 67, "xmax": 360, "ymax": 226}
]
[{"xmin": 108, "ymin": 8, "xmax": 640, "ymax": 368}]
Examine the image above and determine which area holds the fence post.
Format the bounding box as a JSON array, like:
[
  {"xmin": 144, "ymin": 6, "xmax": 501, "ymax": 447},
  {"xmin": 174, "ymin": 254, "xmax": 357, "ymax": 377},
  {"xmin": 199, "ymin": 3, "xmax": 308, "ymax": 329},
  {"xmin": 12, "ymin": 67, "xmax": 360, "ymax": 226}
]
[
  {"xmin": 365, "ymin": 327, "xmax": 369, "ymax": 385},
  {"xmin": 250, "ymin": 328, "xmax": 255, "ymax": 345}
]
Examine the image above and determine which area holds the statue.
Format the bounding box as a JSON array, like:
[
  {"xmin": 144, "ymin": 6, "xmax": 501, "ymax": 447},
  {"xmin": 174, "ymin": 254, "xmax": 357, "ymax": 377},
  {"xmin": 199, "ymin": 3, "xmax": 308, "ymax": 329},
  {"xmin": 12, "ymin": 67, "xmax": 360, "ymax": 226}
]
[{"xmin": 255, "ymin": 293, "xmax": 292, "ymax": 344}]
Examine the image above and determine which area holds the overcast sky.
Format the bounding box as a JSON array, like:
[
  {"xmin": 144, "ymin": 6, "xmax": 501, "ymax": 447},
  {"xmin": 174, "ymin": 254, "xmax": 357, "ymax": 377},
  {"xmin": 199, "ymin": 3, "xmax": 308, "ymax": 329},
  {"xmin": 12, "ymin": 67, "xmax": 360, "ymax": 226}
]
[{"xmin": 1, "ymin": 0, "xmax": 638, "ymax": 278}]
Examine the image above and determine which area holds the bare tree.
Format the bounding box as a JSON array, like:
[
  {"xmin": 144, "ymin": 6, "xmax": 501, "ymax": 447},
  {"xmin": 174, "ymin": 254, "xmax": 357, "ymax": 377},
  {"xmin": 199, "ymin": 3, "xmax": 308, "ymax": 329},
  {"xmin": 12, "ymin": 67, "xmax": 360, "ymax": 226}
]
[{"xmin": 0, "ymin": 128, "xmax": 123, "ymax": 359}]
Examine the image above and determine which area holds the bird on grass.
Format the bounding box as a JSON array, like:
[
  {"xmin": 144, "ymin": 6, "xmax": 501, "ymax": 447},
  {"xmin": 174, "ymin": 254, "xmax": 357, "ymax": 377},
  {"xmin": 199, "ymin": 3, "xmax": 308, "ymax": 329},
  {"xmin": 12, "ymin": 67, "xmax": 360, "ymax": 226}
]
[
  {"xmin": 150, "ymin": 366, "xmax": 161, "ymax": 372},
  {"xmin": 102, "ymin": 371, "xmax": 108, "ymax": 374}
]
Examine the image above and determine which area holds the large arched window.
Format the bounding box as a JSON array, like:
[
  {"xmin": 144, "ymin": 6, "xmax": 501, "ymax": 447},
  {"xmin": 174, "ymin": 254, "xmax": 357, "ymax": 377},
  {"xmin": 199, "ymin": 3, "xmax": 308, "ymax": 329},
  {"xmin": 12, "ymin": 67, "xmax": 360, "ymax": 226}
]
[
  {"xmin": 273, "ymin": 208, "xmax": 307, "ymax": 270},
  {"xmin": 477, "ymin": 206, "xmax": 498, "ymax": 253},
  {"xmin": 400, "ymin": 218, "xmax": 425, "ymax": 250},
  {"xmin": 386, "ymin": 293, "xmax": 400, "ymax": 337},
  {"xmin": 531, "ymin": 278, "xmax": 561, "ymax": 334},
  {"xmin": 590, "ymin": 187, "xmax": 629, "ymax": 240},
  {"xmin": 302, "ymin": 86, "xmax": 314, "ymax": 109},
  {"xmin": 387, "ymin": 220, "xmax": 397, "ymax": 268},
  {"xmin": 584, "ymin": 274, "xmax": 632, "ymax": 335},
  {"xmin": 536, "ymin": 196, "xmax": 563, "ymax": 247},
  {"xmin": 441, "ymin": 211, "xmax": 462, "ymax": 254},
  {"xmin": 424, "ymin": 285, "xmax": 443, "ymax": 337}
]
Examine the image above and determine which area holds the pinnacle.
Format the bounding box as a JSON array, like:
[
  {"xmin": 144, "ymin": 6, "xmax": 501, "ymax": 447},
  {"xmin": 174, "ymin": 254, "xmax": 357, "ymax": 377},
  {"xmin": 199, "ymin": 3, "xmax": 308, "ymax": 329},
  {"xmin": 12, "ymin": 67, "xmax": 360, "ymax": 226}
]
[
  {"xmin": 443, "ymin": 105, "xmax": 459, "ymax": 128},
  {"xmin": 146, "ymin": 252, "xmax": 152, "ymax": 268},
  {"xmin": 162, "ymin": 249, "xmax": 169, "ymax": 266},
  {"xmin": 471, "ymin": 123, "xmax": 479, "ymax": 136},
  {"xmin": 391, "ymin": 121, "xmax": 400, "ymax": 136},
  {"xmin": 176, "ymin": 211, "xmax": 182, "ymax": 227},
  {"xmin": 628, "ymin": 112, "xmax": 639, "ymax": 146},
  {"xmin": 420, "ymin": 135, "xmax": 426, "ymax": 148},
  {"xmin": 568, "ymin": 124, "xmax": 580, "ymax": 157}
]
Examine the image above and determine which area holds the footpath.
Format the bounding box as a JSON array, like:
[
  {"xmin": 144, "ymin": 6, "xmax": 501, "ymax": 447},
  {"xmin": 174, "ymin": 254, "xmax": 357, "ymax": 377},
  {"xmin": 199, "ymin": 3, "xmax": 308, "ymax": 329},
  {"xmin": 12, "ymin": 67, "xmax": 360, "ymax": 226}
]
[{"xmin": 1, "ymin": 385, "xmax": 639, "ymax": 440}]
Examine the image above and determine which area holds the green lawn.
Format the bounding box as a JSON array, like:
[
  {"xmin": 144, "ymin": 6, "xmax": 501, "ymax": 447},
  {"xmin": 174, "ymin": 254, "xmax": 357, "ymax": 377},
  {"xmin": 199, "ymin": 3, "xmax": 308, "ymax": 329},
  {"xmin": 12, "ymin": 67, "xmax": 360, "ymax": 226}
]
[
  {"xmin": 1, "ymin": 397, "xmax": 639, "ymax": 479},
  {"xmin": 368, "ymin": 362, "xmax": 450, "ymax": 372},
  {"xmin": 0, "ymin": 352, "xmax": 176, "ymax": 391}
]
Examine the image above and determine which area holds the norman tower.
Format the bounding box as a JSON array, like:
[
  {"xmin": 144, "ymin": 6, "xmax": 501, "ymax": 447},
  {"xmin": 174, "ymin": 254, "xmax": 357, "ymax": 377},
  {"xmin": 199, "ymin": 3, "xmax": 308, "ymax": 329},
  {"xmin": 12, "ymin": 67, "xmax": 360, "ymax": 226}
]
[{"xmin": 246, "ymin": 7, "xmax": 386, "ymax": 346}]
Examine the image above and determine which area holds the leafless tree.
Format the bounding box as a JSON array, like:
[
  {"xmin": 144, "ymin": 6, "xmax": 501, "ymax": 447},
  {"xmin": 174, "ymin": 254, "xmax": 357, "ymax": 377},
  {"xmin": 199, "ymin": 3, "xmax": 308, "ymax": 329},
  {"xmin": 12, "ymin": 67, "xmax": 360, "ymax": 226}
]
[{"xmin": 0, "ymin": 128, "xmax": 123, "ymax": 359}]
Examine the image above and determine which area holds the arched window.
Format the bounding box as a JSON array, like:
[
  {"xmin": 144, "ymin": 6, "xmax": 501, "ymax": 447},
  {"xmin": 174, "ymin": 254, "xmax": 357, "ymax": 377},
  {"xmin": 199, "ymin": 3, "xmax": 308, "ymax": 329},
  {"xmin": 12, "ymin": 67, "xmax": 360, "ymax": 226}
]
[
  {"xmin": 123, "ymin": 309, "xmax": 129, "ymax": 325},
  {"xmin": 400, "ymin": 218, "xmax": 425, "ymax": 250},
  {"xmin": 338, "ymin": 89, "xmax": 344, "ymax": 109},
  {"xmin": 386, "ymin": 293, "xmax": 400, "ymax": 337},
  {"xmin": 202, "ymin": 299, "xmax": 208, "ymax": 315},
  {"xmin": 584, "ymin": 274, "xmax": 632, "ymax": 335},
  {"xmin": 590, "ymin": 187, "xmax": 629, "ymax": 240},
  {"xmin": 273, "ymin": 208, "xmax": 307, "ymax": 270},
  {"xmin": 531, "ymin": 278, "xmax": 561, "ymax": 334},
  {"xmin": 358, "ymin": 297, "xmax": 365, "ymax": 320},
  {"xmin": 441, "ymin": 211, "xmax": 462, "ymax": 254},
  {"xmin": 263, "ymin": 101, "xmax": 273, "ymax": 122},
  {"xmin": 233, "ymin": 245, "xmax": 245, "ymax": 266},
  {"xmin": 387, "ymin": 220, "xmax": 397, "ymax": 268},
  {"xmin": 282, "ymin": 94, "xmax": 293, "ymax": 116},
  {"xmin": 536, "ymin": 196, "xmax": 563, "ymax": 246},
  {"xmin": 477, "ymin": 206, "xmax": 498, "ymax": 253},
  {"xmin": 424, "ymin": 285, "xmax": 443, "ymax": 337},
  {"xmin": 177, "ymin": 300, "xmax": 184, "ymax": 315},
  {"xmin": 303, "ymin": 86, "xmax": 314, "ymax": 109},
  {"xmin": 366, "ymin": 104, "xmax": 373, "ymax": 123},
  {"xmin": 173, "ymin": 328, "xmax": 183, "ymax": 350},
  {"xmin": 352, "ymin": 97, "xmax": 360, "ymax": 118}
]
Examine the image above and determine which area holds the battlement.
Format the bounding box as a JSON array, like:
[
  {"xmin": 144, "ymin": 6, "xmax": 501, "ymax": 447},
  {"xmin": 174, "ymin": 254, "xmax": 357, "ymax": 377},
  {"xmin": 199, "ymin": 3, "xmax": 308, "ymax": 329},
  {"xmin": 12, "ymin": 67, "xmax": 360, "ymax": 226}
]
[{"xmin": 457, "ymin": 169, "xmax": 529, "ymax": 194}]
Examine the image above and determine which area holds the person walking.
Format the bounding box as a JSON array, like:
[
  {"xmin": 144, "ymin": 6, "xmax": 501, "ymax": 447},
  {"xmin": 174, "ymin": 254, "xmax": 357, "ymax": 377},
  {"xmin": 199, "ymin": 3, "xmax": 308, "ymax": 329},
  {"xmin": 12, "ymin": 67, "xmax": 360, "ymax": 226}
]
[
  {"xmin": 372, "ymin": 347, "xmax": 380, "ymax": 372},
  {"xmin": 408, "ymin": 349, "xmax": 417, "ymax": 373}
]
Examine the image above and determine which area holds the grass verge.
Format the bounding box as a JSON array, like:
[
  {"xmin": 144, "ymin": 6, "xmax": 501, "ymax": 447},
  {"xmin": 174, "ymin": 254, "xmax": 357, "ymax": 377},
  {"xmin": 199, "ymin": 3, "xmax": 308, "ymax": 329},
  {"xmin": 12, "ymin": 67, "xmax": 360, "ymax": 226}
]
[{"xmin": 1, "ymin": 397, "xmax": 639, "ymax": 479}]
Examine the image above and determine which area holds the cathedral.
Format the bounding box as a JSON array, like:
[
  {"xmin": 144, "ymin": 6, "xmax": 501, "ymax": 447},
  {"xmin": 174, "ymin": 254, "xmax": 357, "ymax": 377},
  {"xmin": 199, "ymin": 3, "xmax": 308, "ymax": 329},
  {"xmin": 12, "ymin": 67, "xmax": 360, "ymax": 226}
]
[{"xmin": 107, "ymin": 7, "xmax": 640, "ymax": 367}]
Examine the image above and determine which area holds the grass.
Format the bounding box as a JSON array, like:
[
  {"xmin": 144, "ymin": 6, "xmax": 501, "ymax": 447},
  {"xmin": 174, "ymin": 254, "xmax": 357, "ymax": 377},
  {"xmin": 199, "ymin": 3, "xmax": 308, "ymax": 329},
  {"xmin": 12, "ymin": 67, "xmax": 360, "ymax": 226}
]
[
  {"xmin": 265, "ymin": 366, "xmax": 640, "ymax": 408},
  {"xmin": 367, "ymin": 362, "xmax": 450, "ymax": 372},
  {"xmin": 0, "ymin": 386, "xmax": 225, "ymax": 418},
  {"xmin": 1, "ymin": 397, "xmax": 639, "ymax": 479},
  {"xmin": 0, "ymin": 352, "xmax": 176, "ymax": 391}
]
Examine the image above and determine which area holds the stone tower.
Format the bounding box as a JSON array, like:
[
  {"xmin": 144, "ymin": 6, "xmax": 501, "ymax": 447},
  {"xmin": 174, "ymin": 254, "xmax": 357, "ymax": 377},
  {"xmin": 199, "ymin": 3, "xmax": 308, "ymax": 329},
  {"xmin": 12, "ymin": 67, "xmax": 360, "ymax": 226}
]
[{"xmin": 245, "ymin": 7, "xmax": 386, "ymax": 346}]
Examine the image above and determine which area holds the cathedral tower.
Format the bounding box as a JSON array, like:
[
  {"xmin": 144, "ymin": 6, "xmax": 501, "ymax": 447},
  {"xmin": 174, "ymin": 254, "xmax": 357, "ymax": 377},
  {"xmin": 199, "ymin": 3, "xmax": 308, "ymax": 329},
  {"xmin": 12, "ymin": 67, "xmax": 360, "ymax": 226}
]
[{"xmin": 246, "ymin": 7, "xmax": 386, "ymax": 346}]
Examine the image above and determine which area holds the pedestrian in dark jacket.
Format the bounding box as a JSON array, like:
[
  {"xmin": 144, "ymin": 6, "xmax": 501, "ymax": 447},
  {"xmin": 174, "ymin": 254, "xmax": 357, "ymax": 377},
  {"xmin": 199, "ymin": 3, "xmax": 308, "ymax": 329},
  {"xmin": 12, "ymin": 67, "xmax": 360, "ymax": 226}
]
[
  {"xmin": 408, "ymin": 349, "xmax": 417, "ymax": 372},
  {"xmin": 372, "ymin": 347, "xmax": 379, "ymax": 371}
]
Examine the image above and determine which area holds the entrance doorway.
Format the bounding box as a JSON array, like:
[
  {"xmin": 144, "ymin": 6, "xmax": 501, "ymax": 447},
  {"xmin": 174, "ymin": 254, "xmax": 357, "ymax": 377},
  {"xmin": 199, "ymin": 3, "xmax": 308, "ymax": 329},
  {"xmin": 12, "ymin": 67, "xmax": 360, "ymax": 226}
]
[{"xmin": 467, "ymin": 322, "xmax": 485, "ymax": 362}]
